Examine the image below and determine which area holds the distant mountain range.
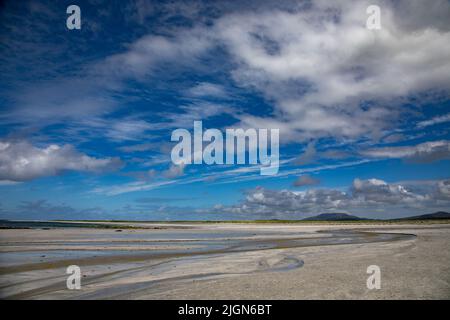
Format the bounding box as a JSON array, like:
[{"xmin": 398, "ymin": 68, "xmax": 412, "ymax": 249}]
[
  {"xmin": 397, "ymin": 211, "xmax": 450, "ymax": 220},
  {"xmin": 303, "ymin": 211, "xmax": 450, "ymax": 221}
]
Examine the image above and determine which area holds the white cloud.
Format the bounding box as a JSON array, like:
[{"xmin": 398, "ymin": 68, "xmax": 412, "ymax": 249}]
[
  {"xmin": 417, "ymin": 113, "xmax": 450, "ymax": 128},
  {"xmin": 92, "ymin": 179, "xmax": 178, "ymax": 196},
  {"xmin": 102, "ymin": 29, "xmax": 214, "ymax": 78},
  {"xmin": 351, "ymin": 178, "xmax": 422, "ymax": 205},
  {"xmin": 0, "ymin": 140, "xmax": 122, "ymax": 182},
  {"xmin": 4, "ymin": 0, "xmax": 450, "ymax": 146},
  {"xmin": 214, "ymin": 0, "xmax": 450, "ymax": 141},
  {"xmin": 220, "ymin": 178, "xmax": 450, "ymax": 217},
  {"xmin": 436, "ymin": 180, "xmax": 450, "ymax": 200},
  {"xmin": 362, "ymin": 140, "xmax": 450, "ymax": 162},
  {"xmin": 0, "ymin": 180, "xmax": 21, "ymax": 186},
  {"xmin": 164, "ymin": 102, "xmax": 234, "ymax": 128},
  {"xmin": 186, "ymin": 82, "xmax": 228, "ymax": 98},
  {"xmin": 162, "ymin": 163, "xmax": 186, "ymax": 179},
  {"xmin": 57, "ymin": 116, "xmax": 160, "ymax": 143}
]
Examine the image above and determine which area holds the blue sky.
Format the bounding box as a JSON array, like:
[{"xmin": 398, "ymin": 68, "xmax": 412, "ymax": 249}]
[{"xmin": 0, "ymin": 0, "xmax": 449, "ymax": 220}]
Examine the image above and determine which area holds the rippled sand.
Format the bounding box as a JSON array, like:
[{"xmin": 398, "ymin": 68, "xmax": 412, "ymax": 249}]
[{"xmin": 0, "ymin": 223, "xmax": 449, "ymax": 299}]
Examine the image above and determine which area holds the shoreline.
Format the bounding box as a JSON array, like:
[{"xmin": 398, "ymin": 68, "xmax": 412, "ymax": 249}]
[{"xmin": 0, "ymin": 223, "xmax": 449, "ymax": 299}]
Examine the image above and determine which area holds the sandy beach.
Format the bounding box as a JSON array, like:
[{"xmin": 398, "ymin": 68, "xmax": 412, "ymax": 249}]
[{"xmin": 0, "ymin": 222, "xmax": 449, "ymax": 299}]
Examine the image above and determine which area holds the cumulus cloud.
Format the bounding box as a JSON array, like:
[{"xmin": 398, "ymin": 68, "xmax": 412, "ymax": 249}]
[
  {"xmin": 292, "ymin": 174, "xmax": 320, "ymax": 187},
  {"xmin": 362, "ymin": 140, "xmax": 450, "ymax": 163},
  {"xmin": 436, "ymin": 180, "xmax": 450, "ymax": 200},
  {"xmin": 351, "ymin": 178, "xmax": 423, "ymax": 205},
  {"xmin": 220, "ymin": 178, "xmax": 450, "ymax": 217},
  {"xmin": 229, "ymin": 187, "xmax": 349, "ymax": 215},
  {"xmin": 214, "ymin": 0, "xmax": 450, "ymax": 141},
  {"xmin": 0, "ymin": 140, "xmax": 122, "ymax": 182}
]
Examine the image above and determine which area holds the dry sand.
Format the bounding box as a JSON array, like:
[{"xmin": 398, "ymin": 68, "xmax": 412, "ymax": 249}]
[{"xmin": 0, "ymin": 223, "xmax": 449, "ymax": 299}]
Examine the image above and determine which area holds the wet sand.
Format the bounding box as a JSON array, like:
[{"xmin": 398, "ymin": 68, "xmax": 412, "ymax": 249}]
[{"xmin": 0, "ymin": 223, "xmax": 449, "ymax": 299}]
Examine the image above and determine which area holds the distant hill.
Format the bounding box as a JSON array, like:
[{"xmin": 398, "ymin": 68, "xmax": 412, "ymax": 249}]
[
  {"xmin": 399, "ymin": 211, "xmax": 450, "ymax": 220},
  {"xmin": 303, "ymin": 213, "xmax": 366, "ymax": 221},
  {"xmin": 302, "ymin": 211, "xmax": 450, "ymax": 222}
]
